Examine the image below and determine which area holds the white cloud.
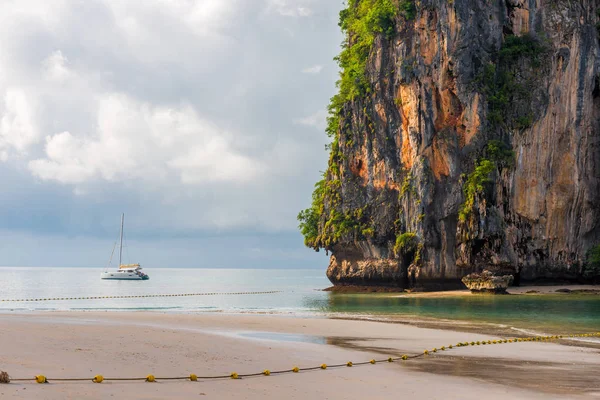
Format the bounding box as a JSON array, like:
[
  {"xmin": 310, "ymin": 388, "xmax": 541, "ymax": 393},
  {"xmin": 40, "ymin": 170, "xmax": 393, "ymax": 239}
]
[
  {"xmin": 169, "ymin": 137, "xmax": 263, "ymax": 184},
  {"xmin": 302, "ymin": 65, "xmax": 323, "ymax": 74},
  {"xmin": 266, "ymin": 0, "xmax": 313, "ymax": 17},
  {"xmin": 0, "ymin": 89, "xmax": 38, "ymax": 160},
  {"xmin": 106, "ymin": 0, "xmax": 242, "ymax": 48},
  {"xmin": 42, "ymin": 51, "xmax": 71, "ymax": 82},
  {"xmin": 293, "ymin": 109, "xmax": 328, "ymax": 131},
  {"xmin": 29, "ymin": 93, "xmax": 263, "ymax": 185}
]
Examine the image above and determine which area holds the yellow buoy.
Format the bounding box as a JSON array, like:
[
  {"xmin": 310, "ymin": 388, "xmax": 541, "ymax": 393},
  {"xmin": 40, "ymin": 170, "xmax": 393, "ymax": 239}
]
[
  {"xmin": 230, "ymin": 372, "xmax": 239, "ymax": 379},
  {"xmin": 190, "ymin": 374, "xmax": 198, "ymax": 381},
  {"xmin": 146, "ymin": 375, "xmax": 155, "ymax": 382},
  {"xmin": 370, "ymin": 359, "xmax": 376, "ymax": 364},
  {"xmin": 263, "ymin": 370, "xmax": 270, "ymax": 376},
  {"xmin": 346, "ymin": 362, "xmax": 353, "ymax": 367},
  {"xmin": 292, "ymin": 367, "xmax": 299, "ymax": 373},
  {"xmin": 35, "ymin": 375, "xmax": 47, "ymax": 384},
  {"xmin": 93, "ymin": 375, "xmax": 103, "ymax": 383}
]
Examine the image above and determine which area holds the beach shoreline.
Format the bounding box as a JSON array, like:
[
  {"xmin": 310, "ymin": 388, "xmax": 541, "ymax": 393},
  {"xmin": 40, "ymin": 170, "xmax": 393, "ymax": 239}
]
[
  {"xmin": 0, "ymin": 311, "xmax": 599, "ymax": 399},
  {"xmin": 324, "ymin": 283, "xmax": 600, "ymax": 296}
]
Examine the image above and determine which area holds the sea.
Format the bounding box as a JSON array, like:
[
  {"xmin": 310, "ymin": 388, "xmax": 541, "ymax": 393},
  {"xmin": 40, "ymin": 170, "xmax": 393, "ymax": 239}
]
[{"xmin": 1, "ymin": 267, "xmax": 599, "ymax": 335}]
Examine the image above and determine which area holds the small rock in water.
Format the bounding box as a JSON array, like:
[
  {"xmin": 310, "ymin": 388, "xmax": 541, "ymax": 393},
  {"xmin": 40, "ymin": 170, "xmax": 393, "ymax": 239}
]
[{"xmin": 461, "ymin": 270, "xmax": 513, "ymax": 294}]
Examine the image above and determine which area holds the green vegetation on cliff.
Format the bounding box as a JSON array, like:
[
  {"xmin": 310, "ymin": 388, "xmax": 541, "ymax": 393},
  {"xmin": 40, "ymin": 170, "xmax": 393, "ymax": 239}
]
[
  {"xmin": 327, "ymin": 0, "xmax": 407, "ymax": 138},
  {"xmin": 459, "ymin": 141, "xmax": 513, "ymax": 222},
  {"xmin": 394, "ymin": 232, "xmax": 416, "ymax": 255},
  {"xmin": 477, "ymin": 34, "xmax": 548, "ymax": 130},
  {"xmin": 585, "ymin": 245, "xmax": 600, "ymax": 283},
  {"xmin": 458, "ymin": 159, "xmax": 495, "ymax": 222},
  {"xmin": 297, "ymin": 180, "xmax": 325, "ymax": 249},
  {"xmin": 298, "ymin": 177, "xmax": 343, "ymax": 250}
]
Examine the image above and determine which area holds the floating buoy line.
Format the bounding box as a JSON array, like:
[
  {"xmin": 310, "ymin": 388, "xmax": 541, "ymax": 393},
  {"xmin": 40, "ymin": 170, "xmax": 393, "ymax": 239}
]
[{"xmin": 0, "ymin": 291, "xmax": 282, "ymax": 303}]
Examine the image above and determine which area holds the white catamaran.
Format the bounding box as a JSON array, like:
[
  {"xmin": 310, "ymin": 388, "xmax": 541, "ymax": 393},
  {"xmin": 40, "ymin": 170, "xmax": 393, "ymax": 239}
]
[{"xmin": 100, "ymin": 213, "xmax": 149, "ymax": 280}]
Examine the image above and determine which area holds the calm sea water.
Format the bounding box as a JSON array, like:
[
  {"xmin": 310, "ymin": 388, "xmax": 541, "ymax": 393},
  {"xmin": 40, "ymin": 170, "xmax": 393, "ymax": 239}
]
[{"xmin": 1, "ymin": 267, "xmax": 598, "ymax": 334}]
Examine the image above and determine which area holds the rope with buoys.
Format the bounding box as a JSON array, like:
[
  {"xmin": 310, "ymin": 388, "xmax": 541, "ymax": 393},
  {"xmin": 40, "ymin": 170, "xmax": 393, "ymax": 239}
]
[
  {"xmin": 0, "ymin": 291, "xmax": 282, "ymax": 303},
  {"xmin": 1, "ymin": 332, "xmax": 598, "ymax": 384}
]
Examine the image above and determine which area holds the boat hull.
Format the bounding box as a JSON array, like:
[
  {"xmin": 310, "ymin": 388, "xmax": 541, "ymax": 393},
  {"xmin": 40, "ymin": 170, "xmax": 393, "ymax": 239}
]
[{"xmin": 100, "ymin": 272, "xmax": 144, "ymax": 280}]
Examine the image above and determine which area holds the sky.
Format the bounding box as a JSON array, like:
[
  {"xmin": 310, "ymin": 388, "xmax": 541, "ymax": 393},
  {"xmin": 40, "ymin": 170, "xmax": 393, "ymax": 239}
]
[{"xmin": 0, "ymin": 0, "xmax": 344, "ymax": 268}]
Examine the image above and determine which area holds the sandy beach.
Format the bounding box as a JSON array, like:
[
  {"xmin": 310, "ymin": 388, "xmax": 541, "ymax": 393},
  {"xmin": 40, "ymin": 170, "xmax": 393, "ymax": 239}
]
[{"xmin": 0, "ymin": 312, "xmax": 599, "ymax": 400}]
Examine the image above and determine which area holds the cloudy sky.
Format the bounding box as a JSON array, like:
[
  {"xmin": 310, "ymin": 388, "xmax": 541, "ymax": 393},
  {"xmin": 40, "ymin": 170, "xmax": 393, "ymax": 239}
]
[{"xmin": 0, "ymin": 0, "xmax": 344, "ymax": 268}]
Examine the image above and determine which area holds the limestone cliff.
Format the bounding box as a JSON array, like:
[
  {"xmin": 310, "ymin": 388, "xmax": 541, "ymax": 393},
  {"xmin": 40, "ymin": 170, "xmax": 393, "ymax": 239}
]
[{"xmin": 298, "ymin": 0, "xmax": 600, "ymax": 289}]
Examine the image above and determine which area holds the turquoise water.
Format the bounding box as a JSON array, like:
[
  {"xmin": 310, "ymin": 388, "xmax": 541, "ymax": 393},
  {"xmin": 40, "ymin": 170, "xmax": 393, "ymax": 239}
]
[
  {"xmin": 1, "ymin": 267, "xmax": 598, "ymax": 333},
  {"xmin": 316, "ymin": 294, "xmax": 600, "ymax": 333}
]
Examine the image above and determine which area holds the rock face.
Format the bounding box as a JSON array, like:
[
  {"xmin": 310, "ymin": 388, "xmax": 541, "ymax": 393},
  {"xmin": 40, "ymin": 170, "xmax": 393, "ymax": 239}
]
[
  {"xmin": 461, "ymin": 270, "xmax": 514, "ymax": 294},
  {"xmin": 299, "ymin": 0, "xmax": 600, "ymax": 290}
]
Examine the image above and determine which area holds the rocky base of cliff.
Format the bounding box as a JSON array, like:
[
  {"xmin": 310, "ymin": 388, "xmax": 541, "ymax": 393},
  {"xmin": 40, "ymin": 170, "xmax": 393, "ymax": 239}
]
[
  {"xmin": 326, "ymin": 254, "xmax": 406, "ymax": 287},
  {"xmin": 326, "ymin": 253, "xmax": 469, "ymax": 291},
  {"xmin": 323, "ymin": 285, "xmax": 406, "ymax": 293}
]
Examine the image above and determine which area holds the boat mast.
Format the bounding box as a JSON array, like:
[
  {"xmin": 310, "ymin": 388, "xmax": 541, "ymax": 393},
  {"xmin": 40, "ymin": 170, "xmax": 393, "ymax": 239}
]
[{"xmin": 119, "ymin": 213, "xmax": 124, "ymax": 267}]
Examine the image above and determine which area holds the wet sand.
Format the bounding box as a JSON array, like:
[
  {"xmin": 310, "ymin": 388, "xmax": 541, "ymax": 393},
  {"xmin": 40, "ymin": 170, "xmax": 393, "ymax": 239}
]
[{"xmin": 0, "ymin": 312, "xmax": 599, "ymax": 399}]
